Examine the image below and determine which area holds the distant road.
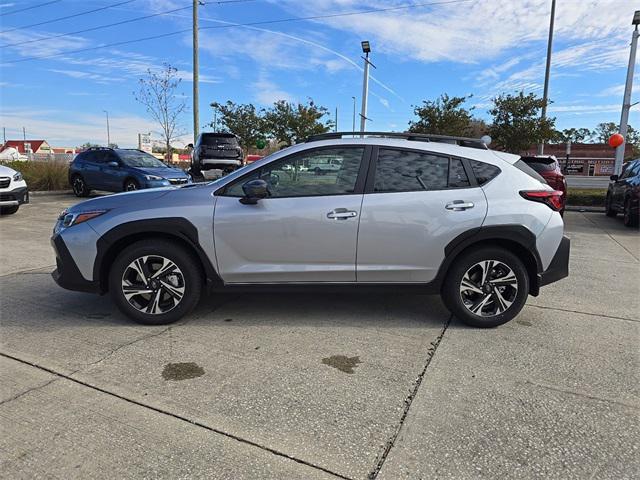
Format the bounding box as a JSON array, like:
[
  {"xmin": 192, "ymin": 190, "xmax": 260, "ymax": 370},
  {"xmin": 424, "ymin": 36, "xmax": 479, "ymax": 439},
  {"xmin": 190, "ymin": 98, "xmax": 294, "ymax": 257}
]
[{"xmin": 566, "ymin": 175, "xmax": 610, "ymax": 189}]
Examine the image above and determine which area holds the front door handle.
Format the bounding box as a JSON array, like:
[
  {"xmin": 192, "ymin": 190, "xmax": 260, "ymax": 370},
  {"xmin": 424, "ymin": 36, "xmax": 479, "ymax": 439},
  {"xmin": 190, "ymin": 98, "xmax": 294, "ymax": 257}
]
[
  {"xmin": 445, "ymin": 201, "xmax": 474, "ymax": 211},
  {"xmin": 327, "ymin": 208, "xmax": 358, "ymax": 220}
]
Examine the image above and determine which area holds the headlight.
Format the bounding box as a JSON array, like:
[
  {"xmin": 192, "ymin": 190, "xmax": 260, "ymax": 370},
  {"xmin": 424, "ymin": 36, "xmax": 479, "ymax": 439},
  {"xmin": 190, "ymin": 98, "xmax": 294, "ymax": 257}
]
[
  {"xmin": 13, "ymin": 171, "xmax": 22, "ymax": 181},
  {"xmin": 145, "ymin": 174, "xmax": 164, "ymax": 181},
  {"xmin": 59, "ymin": 209, "xmax": 108, "ymax": 228}
]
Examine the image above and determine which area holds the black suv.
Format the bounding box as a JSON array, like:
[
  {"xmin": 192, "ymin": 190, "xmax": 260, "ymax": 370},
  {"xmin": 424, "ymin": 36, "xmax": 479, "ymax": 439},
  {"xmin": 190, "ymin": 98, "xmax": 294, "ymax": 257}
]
[
  {"xmin": 191, "ymin": 133, "xmax": 243, "ymax": 178},
  {"xmin": 605, "ymin": 158, "xmax": 640, "ymax": 227}
]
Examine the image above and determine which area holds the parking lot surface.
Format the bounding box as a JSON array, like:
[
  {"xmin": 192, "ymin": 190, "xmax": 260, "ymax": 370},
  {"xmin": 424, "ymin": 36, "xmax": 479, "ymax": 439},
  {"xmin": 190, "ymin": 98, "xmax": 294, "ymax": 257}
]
[{"xmin": 1, "ymin": 194, "xmax": 638, "ymax": 479}]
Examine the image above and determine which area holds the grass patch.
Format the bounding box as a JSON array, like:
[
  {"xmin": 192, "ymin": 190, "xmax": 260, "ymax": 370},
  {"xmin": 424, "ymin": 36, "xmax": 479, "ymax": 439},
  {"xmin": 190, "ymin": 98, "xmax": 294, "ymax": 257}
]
[
  {"xmin": 2, "ymin": 160, "xmax": 69, "ymax": 191},
  {"xmin": 566, "ymin": 188, "xmax": 606, "ymax": 207}
]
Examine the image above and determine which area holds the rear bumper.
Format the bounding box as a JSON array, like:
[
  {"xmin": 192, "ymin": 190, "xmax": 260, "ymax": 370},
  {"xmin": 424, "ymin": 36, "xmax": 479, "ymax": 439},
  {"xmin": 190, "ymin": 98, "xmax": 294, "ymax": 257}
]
[
  {"xmin": 0, "ymin": 186, "xmax": 29, "ymax": 207},
  {"xmin": 51, "ymin": 234, "xmax": 101, "ymax": 294},
  {"xmin": 538, "ymin": 235, "xmax": 570, "ymax": 288}
]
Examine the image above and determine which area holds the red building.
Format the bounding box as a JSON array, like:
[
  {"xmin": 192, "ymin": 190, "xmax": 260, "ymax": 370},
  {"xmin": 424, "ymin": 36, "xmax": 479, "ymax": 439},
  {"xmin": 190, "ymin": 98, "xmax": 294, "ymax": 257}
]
[{"xmin": 521, "ymin": 143, "xmax": 635, "ymax": 176}]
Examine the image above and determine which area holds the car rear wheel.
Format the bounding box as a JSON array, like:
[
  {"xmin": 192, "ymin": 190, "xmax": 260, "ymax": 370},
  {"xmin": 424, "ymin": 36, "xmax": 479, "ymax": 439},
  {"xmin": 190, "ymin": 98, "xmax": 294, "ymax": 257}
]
[
  {"xmin": 443, "ymin": 247, "xmax": 529, "ymax": 328},
  {"xmin": 109, "ymin": 240, "xmax": 202, "ymax": 325},
  {"xmin": 72, "ymin": 175, "xmax": 90, "ymax": 197},
  {"xmin": 623, "ymin": 197, "xmax": 639, "ymax": 227},
  {"xmin": 605, "ymin": 193, "xmax": 617, "ymax": 217},
  {"xmin": 124, "ymin": 179, "xmax": 140, "ymax": 192},
  {"xmin": 0, "ymin": 205, "xmax": 19, "ymax": 215}
]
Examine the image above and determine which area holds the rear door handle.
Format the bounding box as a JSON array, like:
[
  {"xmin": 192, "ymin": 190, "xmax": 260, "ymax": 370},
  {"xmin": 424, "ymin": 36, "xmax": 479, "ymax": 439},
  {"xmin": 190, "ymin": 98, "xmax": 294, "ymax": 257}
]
[
  {"xmin": 327, "ymin": 208, "xmax": 358, "ymax": 220},
  {"xmin": 445, "ymin": 201, "xmax": 474, "ymax": 211}
]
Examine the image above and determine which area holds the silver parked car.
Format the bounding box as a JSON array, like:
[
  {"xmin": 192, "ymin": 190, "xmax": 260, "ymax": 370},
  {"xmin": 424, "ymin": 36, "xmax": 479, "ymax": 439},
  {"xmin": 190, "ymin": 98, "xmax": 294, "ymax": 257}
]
[{"xmin": 51, "ymin": 132, "xmax": 569, "ymax": 328}]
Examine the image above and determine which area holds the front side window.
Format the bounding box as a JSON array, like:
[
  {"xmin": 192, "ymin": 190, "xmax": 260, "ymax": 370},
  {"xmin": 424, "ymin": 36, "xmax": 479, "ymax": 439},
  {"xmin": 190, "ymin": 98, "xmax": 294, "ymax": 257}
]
[
  {"xmin": 374, "ymin": 149, "xmax": 467, "ymax": 192},
  {"xmin": 118, "ymin": 151, "xmax": 167, "ymax": 168},
  {"xmin": 223, "ymin": 147, "xmax": 364, "ymax": 198}
]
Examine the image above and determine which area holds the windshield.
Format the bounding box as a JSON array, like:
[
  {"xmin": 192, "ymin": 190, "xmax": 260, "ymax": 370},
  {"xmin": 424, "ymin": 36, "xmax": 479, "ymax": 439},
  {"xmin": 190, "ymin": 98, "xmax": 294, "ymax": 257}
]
[{"xmin": 118, "ymin": 151, "xmax": 168, "ymax": 168}]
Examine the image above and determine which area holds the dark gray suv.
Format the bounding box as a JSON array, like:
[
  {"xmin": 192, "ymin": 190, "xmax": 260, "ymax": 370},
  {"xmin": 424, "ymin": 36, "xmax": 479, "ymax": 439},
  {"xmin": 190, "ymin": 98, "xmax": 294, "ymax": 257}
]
[{"xmin": 191, "ymin": 133, "xmax": 243, "ymax": 178}]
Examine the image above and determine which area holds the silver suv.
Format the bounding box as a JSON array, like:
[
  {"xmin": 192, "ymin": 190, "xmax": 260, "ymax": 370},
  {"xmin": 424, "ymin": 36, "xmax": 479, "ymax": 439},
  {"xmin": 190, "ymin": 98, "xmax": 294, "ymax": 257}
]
[{"xmin": 51, "ymin": 133, "xmax": 569, "ymax": 328}]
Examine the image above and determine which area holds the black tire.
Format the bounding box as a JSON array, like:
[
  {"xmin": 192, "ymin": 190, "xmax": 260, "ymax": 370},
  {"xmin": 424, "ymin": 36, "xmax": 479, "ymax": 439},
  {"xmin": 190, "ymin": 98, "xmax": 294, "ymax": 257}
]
[
  {"xmin": 71, "ymin": 175, "xmax": 90, "ymax": 197},
  {"xmin": 605, "ymin": 193, "xmax": 617, "ymax": 217},
  {"xmin": 0, "ymin": 205, "xmax": 19, "ymax": 215},
  {"xmin": 314, "ymin": 167, "xmax": 322, "ymax": 175},
  {"xmin": 124, "ymin": 178, "xmax": 140, "ymax": 192},
  {"xmin": 109, "ymin": 240, "xmax": 203, "ymax": 325},
  {"xmin": 623, "ymin": 197, "xmax": 639, "ymax": 227},
  {"xmin": 442, "ymin": 247, "xmax": 529, "ymax": 328}
]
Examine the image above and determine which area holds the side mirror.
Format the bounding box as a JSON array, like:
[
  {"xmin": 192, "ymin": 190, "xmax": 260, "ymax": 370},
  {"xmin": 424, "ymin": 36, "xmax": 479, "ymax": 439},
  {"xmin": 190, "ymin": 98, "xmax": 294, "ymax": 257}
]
[
  {"xmin": 610, "ymin": 174, "xmax": 619, "ymax": 181},
  {"xmin": 240, "ymin": 179, "xmax": 269, "ymax": 204},
  {"xmin": 107, "ymin": 161, "xmax": 119, "ymax": 168}
]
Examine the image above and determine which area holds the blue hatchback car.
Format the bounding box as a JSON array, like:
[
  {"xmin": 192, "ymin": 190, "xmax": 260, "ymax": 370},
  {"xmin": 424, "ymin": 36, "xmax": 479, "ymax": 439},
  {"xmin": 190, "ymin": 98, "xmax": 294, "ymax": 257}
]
[{"xmin": 69, "ymin": 147, "xmax": 191, "ymax": 197}]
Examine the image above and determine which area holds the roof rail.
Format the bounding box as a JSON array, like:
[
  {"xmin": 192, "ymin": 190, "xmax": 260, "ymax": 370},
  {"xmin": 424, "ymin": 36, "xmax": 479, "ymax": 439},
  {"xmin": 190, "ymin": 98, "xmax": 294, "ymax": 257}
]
[
  {"xmin": 305, "ymin": 131, "xmax": 490, "ymax": 150},
  {"xmin": 85, "ymin": 146, "xmax": 113, "ymax": 151}
]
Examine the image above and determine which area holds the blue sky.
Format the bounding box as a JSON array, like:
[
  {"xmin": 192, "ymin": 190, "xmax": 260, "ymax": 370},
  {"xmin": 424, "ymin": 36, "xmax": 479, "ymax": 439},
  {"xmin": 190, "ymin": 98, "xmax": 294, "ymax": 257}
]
[{"xmin": 0, "ymin": 0, "xmax": 638, "ymax": 148}]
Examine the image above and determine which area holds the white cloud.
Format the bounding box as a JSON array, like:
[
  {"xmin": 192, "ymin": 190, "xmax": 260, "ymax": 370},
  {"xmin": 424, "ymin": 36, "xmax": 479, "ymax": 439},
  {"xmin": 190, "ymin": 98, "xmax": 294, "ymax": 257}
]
[
  {"xmin": 597, "ymin": 78, "xmax": 640, "ymax": 98},
  {"xmin": 251, "ymin": 77, "xmax": 293, "ymax": 105}
]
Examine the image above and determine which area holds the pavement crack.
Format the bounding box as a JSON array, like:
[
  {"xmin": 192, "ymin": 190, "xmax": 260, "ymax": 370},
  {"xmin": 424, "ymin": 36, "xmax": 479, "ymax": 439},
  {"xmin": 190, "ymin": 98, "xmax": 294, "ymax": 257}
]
[
  {"xmin": 0, "ymin": 378, "xmax": 59, "ymax": 406},
  {"xmin": 527, "ymin": 304, "xmax": 639, "ymax": 323},
  {"xmin": 580, "ymin": 213, "xmax": 639, "ymax": 262},
  {"xmin": 522, "ymin": 380, "xmax": 639, "ymax": 409},
  {"xmin": 0, "ymin": 352, "xmax": 352, "ymax": 480},
  {"xmin": 366, "ymin": 315, "xmax": 452, "ymax": 480}
]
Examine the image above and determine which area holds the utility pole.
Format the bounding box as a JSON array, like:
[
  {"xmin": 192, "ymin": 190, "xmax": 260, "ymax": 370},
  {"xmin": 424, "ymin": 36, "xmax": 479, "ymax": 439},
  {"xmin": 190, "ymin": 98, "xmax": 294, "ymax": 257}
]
[
  {"xmin": 335, "ymin": 107, "xmax": 338, "ymax": 132},
  {"xmin": 22, "ymin": 126, "xmax": 25, "ymax": 140},
  {"xmin": 193, "ymin": 0, "xmax": 200, "ymax": 144},
  {"xmin": 359, "ymin": 41, "xmax": 373, "ymax": 134},
  {"xmin": 538, "ymin": 0, "xmax": 556, "ymax": 155},
  {"xmin": 3, "ymin": 127, "xmax": 5, "ymax": 144},
  {"xmin": 103, "ymin": 110, "xmax": 110, "ymax": 146},
  {"xmin": 615, "ymin": 10, "xmax": 639, "ymax": 175},
  {"xmin": 351, "ymin": 96, "xmax": 356, "ymax": 133}
]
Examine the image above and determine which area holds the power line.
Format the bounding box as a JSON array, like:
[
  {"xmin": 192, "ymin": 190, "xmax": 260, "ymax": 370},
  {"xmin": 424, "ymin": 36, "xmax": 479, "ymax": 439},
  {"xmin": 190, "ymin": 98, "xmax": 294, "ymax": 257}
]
[
  {"xmin": 0, "ymin": 0, "xmax": 63, "ymax": 16},
  {"xmin": 1, "ymin": 0, "xmax": 472, "ymax": 64},
  {"xmin": 0, "ymin": 0, "xmax": 138, "ymax": 34},
  {"xmin": 1, "ymin": 6, "xmax": 193, "ymax": 48}
]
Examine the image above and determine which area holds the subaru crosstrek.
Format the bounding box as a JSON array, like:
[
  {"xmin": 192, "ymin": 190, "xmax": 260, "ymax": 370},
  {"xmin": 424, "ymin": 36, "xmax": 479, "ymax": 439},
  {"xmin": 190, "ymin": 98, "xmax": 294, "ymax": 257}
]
[
  {"xmin": 52, "ymin": 133, "xmax": 570, "ymax": 328},
  {"xmin": 69, "ymin": 147, "xmax": 191, "ymax": 197}
]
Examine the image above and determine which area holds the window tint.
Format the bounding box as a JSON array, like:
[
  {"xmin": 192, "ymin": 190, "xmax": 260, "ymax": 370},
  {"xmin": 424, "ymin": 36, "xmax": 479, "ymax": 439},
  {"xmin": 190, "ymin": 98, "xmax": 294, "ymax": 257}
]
[
  {"xmin": 374, "ymin": 149, "xmax": 450, "ymax": 192},
  {"xmin": 513, "ymin": 159, "xmax": 544, "ymax": 184},
  {"xmin": 224, "ymin": 147, "xmax": 364, "ymax": 198},
  {"xmin": 521, "ymin": 156, "xmax": 557, "ymax": 173},
  {"xmin": 86, "ymin": 151, "xmax": 109, "ymax": 163},
  {"xmin": 449, "ymin": 158, "xmax": 470, "ymax": 188},
  {"xmin": 471, "ymin": 160, "xmax": 502, "ymax": 185}
]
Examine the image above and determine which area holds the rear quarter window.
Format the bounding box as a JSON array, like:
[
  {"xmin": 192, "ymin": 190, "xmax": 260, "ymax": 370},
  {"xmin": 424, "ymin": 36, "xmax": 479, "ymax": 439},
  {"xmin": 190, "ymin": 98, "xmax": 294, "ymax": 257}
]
[{"xmin": 469, "ymin": 160, "xmax": 501, "ymax": 185}]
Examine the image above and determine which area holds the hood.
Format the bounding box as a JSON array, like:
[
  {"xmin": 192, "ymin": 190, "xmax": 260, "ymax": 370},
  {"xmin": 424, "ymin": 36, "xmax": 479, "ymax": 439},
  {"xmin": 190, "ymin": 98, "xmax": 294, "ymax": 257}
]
[
  {"xmin": 67, "ymin": 187, "xmax": 173, "ymax": 213},
  {"xmin": 133, "ymin": 166, "xmax": 189, "ymax": 178},
  {"xmin": 0, "ymin": 164, "xmax": 18, "ymax": 176}
]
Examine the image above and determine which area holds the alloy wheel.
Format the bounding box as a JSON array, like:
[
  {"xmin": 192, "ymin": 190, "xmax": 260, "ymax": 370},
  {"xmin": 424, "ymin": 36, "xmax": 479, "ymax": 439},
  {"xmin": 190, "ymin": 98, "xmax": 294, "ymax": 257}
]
[
  {"xmin": 126, "ymin": 181, "xmax": 138, "ymax": 191},
  {"xmin": 121, "ymin": 255, "xmax": 186, "ymax": 315},
  {"xmin": 459, "ymin": 260, "xmax": 518, "ymax": 317},
  {"xmin": 73, "ymin": 177, "xmax": 85, "ymax": 195}
]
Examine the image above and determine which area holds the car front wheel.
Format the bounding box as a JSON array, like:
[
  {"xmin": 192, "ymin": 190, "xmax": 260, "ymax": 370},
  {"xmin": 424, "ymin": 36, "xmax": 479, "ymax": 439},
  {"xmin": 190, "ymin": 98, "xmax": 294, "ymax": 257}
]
[
  {"xmin": 72, "ymin": 175, "xmax": 90, "ymax": 197},
  {"xmin": 443, "ymin": 247, "xmax": 529, "ymax": 328},
  {"xmin": 109, "ymin": 240, "xmax": 203, "ymax": 325},
  {"xmin": 124, "ymin": 179, "xmax": 140, "ymax": 191}
]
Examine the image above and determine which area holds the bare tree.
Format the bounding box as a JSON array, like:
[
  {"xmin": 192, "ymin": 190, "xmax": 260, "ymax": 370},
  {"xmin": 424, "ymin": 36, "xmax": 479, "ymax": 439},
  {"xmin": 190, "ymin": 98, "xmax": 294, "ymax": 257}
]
[{"xmin": 134, "ymin": 63, "xmax": 186, "ymax": 160}]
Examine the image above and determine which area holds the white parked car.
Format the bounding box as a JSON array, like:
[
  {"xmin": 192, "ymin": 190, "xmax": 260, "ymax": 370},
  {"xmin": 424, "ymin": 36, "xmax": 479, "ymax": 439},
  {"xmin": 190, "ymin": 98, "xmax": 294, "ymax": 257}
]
[{"xmin": 0, "ymin": 164, "xmax": 29, "ymax": 215}]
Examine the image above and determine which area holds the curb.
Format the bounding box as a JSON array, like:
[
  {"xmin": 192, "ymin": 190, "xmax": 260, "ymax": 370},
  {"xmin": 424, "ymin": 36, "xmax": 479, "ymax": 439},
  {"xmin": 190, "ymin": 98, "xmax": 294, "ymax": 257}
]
[
  {"xmin": 30, "ymin": 190, "xmax": 72, "ymax": 196},
  {"xmin": 565, "ymin": 205, "xmax": 605, "ymax": 213}
]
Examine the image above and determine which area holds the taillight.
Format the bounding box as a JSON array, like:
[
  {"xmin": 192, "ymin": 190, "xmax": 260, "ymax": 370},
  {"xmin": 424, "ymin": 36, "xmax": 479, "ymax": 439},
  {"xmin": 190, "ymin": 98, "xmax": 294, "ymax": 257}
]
[{"xmin": 519, "ymin": 190, "xmax": 564, "ymax": 211}]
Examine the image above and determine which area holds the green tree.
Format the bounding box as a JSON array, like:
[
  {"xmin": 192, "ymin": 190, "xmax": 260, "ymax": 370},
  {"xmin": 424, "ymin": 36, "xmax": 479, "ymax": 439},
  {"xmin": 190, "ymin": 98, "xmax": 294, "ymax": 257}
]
[
  {"xmin": 78, "ymin": 142, "xmax": 100, "ymax": 150},
  {"xmin": 210, "ymin": 101, "xmax": 265, "ymax": 152},
  {"xmin": 134, "ymin": 63, "xmax": 186, "ymax": 159},
  {"xmin": 594, "ymin": 122, "xmax": 639, "ymax": 144},
  {"xmin": 552, "ymin": 127, "xmax": 592, "ymax": 144},
  {"xmin": 408, "ymin": 94, "xmax": 475, "ymax": 136},
  {"xmin": 488, "ymin": 91, "xmax": 556, "ymax": 153},
  {"xmin": 263, "ymin": 99, "xmax": 332, "ymax": 147}
]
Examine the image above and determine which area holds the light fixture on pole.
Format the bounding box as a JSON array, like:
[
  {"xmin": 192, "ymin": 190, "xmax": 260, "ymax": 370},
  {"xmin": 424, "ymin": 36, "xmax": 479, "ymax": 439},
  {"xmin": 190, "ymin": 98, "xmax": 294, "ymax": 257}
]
[
  {"xmin": 538, "ymin": 0, "xmax": 556, "ymax": 155},
  {"xmin": 351, "ymin": 96, "xmax": 356, "ymax": 133},
  {"xmin": 359, "ymin": 40, "xmax": 375, "ymax": 134},
  {"xmin": 614, "ymin": 10, "xmax": 640, "ymax": 175},
  {"xmin": 103, "ymin": 110, "xmax": 110, "ymax": 147}
]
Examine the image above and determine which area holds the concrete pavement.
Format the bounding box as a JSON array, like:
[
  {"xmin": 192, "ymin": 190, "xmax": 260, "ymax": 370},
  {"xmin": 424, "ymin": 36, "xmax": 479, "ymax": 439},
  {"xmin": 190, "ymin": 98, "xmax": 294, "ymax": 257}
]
[{"xmin": 1, "ymin": 194, "xmax": 638, "ymax": 479}]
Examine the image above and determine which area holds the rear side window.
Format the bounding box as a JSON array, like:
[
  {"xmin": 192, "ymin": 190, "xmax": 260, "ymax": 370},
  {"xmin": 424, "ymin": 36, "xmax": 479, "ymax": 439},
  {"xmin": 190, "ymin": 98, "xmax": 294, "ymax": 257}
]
[
  {"xmin": 470, "ymin": 160, "xmax": 502, "ymax": 185},
  {"xmin": 513, "ymin": 159, "xmax": 546, "ymax": 183},
  {"xmin": 374, "ymin": 149, "xmax": 468, "ymax": 192}
]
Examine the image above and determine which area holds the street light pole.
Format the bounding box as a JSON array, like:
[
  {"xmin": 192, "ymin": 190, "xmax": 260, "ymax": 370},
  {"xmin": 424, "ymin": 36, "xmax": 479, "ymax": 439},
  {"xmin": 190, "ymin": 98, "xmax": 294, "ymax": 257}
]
[
  {"xmin": 193, "ymin": 0, "xmax": 200, "ymax": 144},
  {"xmin": 538, "ymin": 0, "xmax": 556, "ymax": 155},
  {"xmin": 360, "ymin": 40, "xmax": 372, "ymax": 134},
  {"xmin": 614, "ymin": 10, "xmax": 639, "ymax": 175},
  {"xmin": 103, "ymin": 110, "xmax": 110, "ymax": 146}
]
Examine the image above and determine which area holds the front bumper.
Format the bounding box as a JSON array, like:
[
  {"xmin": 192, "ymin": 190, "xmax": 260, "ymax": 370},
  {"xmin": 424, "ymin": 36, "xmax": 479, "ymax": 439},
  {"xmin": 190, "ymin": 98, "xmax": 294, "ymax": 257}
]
[
  {"xmin": 538, "ymin": 235, "xmax": 570, "ymax": 288},
  {"xmin": 0, "ymin": 186, "xmax": 29, "ymax": 207},
  {"xmin": 51, "ymin": 234, "xmax": 101, "ymax": 294}
]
